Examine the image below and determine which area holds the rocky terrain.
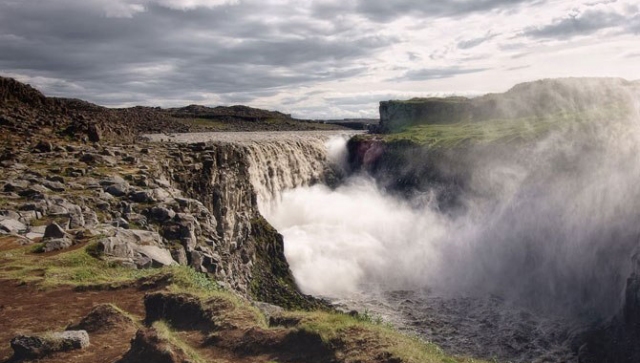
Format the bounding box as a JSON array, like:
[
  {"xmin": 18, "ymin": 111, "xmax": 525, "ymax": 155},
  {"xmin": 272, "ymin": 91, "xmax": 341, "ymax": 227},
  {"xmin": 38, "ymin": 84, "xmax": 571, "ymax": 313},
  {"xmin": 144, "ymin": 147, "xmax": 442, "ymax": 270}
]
[
  {"xmin": 0, "ymin": 76, "xmax": 485, "ymax": 363},
  {"xmin": 0, "ymin": 76, "xmax": 345, "ymax": 146}
]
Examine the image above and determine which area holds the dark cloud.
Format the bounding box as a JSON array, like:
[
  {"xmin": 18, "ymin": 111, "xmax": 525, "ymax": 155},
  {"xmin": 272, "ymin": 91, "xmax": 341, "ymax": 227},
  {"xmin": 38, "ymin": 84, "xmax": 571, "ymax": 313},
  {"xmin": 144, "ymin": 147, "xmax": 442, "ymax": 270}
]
[
  {"xmin": 523, "ymin": 8, "xmax": 627, "ymax": 39},
  {"xmin": 315, "ymin": 0, "xmax": 544, "ymax": 23},
  {"xmin": 394, "ymin": 67, "xmax": 489, "ymax": 82},
  {"xmin": 0, "ymin": 1, "xmax": 389, "ymax": 107}
]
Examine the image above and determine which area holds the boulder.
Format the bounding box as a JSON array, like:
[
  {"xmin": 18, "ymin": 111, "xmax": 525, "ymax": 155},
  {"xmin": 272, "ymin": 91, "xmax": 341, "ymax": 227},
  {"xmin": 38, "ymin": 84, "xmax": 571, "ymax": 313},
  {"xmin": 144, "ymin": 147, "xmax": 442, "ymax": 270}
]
[
  {"xmin": 106, "ymin": 184, "xmax": 129, "ymax": 197},
  {"xmin": 0, "ymin": 218, "xmax": 27, "ymax": 234},
  {"xmin": 42, "ymin": 180, "xmax": 66, "ymax": 192},
  {"xmin": 10, "ymin": 330, "xmax": 89, "ymax": 360},
  {"xmin": 43, "ymin": 222, "xmax": 67, "ymax": 239},
  {"xmin": 98, "ymin": 229, "xmax": 176, "ymax": 269},
  {"xmin": 33, "ymin": 140, "xmax": 53, "ymax": 153},
  {"xmin": 149, "ymin": 207, "xmax": 176, "ymax": 222},
  {"xmin": 43, "ymin": 237, "xmax": 74, "ymax": 252},
  {"xmin": 3, "ymin": 180, "xmax": 29, "ymax": 192},
  {"xmin": 79, "ymin": 153, "xmax": 116, "ymax": 166}
]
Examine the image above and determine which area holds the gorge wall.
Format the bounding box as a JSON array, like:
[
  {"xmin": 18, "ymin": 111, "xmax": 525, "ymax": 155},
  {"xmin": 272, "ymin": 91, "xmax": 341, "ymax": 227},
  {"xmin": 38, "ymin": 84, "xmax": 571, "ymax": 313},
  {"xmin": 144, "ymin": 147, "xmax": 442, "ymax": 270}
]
[{"xmin": 156, "ymin": 132, "xmax": 351, "ymax": 308}]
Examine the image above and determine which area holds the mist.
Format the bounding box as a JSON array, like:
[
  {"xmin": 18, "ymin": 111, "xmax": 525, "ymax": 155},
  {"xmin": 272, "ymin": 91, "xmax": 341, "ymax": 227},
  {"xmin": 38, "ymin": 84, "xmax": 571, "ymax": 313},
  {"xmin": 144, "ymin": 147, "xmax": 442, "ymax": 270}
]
[{"xmin": 262, "ymin": 80, "xmax": 640, "ymax": 322}]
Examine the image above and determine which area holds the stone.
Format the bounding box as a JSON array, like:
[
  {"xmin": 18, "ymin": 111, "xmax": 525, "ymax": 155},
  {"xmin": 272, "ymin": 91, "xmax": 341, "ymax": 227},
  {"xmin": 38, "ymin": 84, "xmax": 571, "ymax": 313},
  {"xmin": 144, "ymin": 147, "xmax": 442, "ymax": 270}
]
[
  {"xmin": 18, "ymin": 186, "xmax": 48, "ymax": 199},
  {"xmin": 112, "ymin": 217, "xmax": 130, "ymax": 229},
  {"xmin": 170, "ymin": 247, "xmax": 188, "ymax": 266},
  {"xmin": 97, "ymin": 228, "xmax": 175, "ymax": 269},
  {"xmin": 83, "ymin": 209, "xmax": 100, "ymax": 228},
  {"xmin": 133, "ymin": 245, "xmax": 177, "ymax": 268},
  {"xmin": 149, "ymin": 207, "xmax": 176, "ymax": 222},
  {"xmin": 0, "ymin": 218, "xmax": 27, "ymax": 234},
  {"xmin": 100, "ymin": 175, "xmax": 127, "ymax": 186},
  {"xmin": 42, "ymin": 180, "xmax": 66, "ymax": 192},
  {"xmin": 33, "ymin": 140, "xmax": 53, "ymax": 153},
  {"xmin": 131, "ymin": 190, "xmax": 153, "ymax": 203},
  {"xmin": 88, "ymin": 123, "xmax": 102, "ymax": 142},
  {"xmin": 46, "ymin": 175, "xmax": 65, "ymax": 183},
  {"xmin": 43, "ymin": 237, "xmax": 74, "ymax": 252},
  {"xmin": 79, "ymin": 153, "xmax": 116, "ymax": 166},
  {"xmin": 3, "ymin": 180, "xmax": 29, "ymax": 192},
  {"xmin": 106, "ymin": 184, "xmax": 129, "ymax": 197},
  {"xmin": 43, "ymin": 222, "xmax": 67, "ymax": 239},
  {"xmin": 11, "ymin": 331, "xmax": 89, "ymax": 359}
]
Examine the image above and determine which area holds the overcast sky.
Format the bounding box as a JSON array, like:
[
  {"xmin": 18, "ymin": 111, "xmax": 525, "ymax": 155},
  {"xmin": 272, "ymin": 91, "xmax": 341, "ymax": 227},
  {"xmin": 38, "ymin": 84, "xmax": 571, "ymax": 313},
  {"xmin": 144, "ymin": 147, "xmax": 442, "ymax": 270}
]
[{"xmin": 1, "ymin": 0, "xmax": 639, "ymax": 119}]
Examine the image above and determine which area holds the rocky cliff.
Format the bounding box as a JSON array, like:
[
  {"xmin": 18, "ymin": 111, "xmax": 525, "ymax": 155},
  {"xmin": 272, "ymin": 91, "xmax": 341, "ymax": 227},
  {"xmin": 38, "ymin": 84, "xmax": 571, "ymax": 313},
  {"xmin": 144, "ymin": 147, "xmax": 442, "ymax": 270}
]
[{"xmin": 161, "ymin": 135, "xmax": 338, "ymax": 307}]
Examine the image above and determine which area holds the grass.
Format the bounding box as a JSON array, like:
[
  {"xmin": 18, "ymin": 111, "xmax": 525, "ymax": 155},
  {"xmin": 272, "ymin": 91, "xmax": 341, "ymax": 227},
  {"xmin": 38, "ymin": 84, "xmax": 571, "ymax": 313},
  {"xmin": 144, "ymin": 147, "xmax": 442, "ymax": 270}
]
[
  {"xmin": 284, "ymin": 310, "xmax": 488, "ymax": 363},
  {"xmin": 0, "ymin": 243, "xmax": 489, "ymax": 363},
  {"xmin": 179, "ymin": 118, "xmax": 231, "ymax": 130},
  {"xmin": 152, "ymin": 321, "xmax": 208, "ymax": 363},
  {"xmin": 0, "ymin": 242, "xmax": 159, "ymax": 287},
  {"xmin": 382, "ymin": 106, "xmax": 631, "ymax": 148}
]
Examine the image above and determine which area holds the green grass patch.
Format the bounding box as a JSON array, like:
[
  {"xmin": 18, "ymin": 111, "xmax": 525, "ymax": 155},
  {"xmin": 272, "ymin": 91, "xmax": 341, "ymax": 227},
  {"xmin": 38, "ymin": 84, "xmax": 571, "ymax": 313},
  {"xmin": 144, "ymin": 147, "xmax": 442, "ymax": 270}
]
[
  {"xmin": 383, "ymin": 106, "xmax": 630, "ymax": 148},
  {"xmin": 152, "ymin": 321, "xmax": 208, "ymax": 363},
  {"xmin": 0, "ymin": 243, "xmax": 158, "ymax": 287},
  {"xmin": 286, "ymin": 310, "xmax": 488, "ymax": 363}
]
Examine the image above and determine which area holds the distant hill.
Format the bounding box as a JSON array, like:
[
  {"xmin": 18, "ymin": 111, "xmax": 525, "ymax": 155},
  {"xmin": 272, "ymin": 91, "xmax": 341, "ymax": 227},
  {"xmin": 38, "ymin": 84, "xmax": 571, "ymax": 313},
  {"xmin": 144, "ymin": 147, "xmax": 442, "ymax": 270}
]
[
  {"xmin": 379, "ymin": 77, "xmax": 640, "ymax": 133},
  {"xmin": 0, "ymin": 76, "xmax": 344, "ymax": 144}
]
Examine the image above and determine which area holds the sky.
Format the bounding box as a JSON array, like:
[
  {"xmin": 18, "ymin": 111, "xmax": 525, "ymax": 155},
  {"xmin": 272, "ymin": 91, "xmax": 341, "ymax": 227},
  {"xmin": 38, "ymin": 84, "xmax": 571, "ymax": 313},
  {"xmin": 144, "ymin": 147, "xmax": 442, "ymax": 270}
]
[{"xmin": 0, "ymin": 0, "xmax": 639, "ymax": 119}]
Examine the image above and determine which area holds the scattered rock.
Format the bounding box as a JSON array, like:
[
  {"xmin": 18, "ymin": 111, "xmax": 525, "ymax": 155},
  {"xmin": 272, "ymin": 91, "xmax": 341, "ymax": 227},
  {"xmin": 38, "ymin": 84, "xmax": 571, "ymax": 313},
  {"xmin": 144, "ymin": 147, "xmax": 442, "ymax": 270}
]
[
  {"xmin": 88, "ymin": 123, "xmax": 102, "ymax": 142},
  {"xmin": 10, "ymin": 330, "xmax": 89, "ymax": 360},
  {"xmin": 112, "ymin": 217, "xmax": 130, "ymax": 229},
  {"xmin": 97, "ymin": 229, "xmax": 176, "ymax": 269},
  {"xmin": 3, "ymin": 180, "xmax": 29, "ymax": 192},
  {"xmin": 0, "ymin": 218, "xmax": 27, "ymax": 234},
  {"xmin": 43, "ymin": 222, "xmax": 67, "ymax": 239},
  {"xmin": 149, "ymin": 207, "xmax": 176, "ymax": 222},
  {"xmin": 42, "ymin": 180, "xmax": 66, "ymax": 192},
  {"xmin": 33, "ymin": 140, "xmax": 53, "ymax": 153},
  {"xmin": 106, "ymin": 184, "xmax": 129, "ymax": 197},
  {"xmin": 43, "ymin": 237, "xmax": 74, "ymax": 252}
]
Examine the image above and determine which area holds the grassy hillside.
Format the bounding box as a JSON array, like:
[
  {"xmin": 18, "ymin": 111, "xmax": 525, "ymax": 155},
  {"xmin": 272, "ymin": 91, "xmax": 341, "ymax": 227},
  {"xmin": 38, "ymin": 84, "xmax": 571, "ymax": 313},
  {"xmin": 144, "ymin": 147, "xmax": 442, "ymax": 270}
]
[{"xmin": 0, "ymin": 240, "xmax": 490, "ymax": 363}]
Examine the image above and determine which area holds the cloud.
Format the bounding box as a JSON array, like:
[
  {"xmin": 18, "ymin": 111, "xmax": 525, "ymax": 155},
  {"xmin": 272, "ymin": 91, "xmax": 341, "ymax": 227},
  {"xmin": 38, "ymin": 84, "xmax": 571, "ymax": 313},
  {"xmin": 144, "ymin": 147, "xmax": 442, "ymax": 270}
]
[
  {"xmin": 523, "ymin": 2, "xmax": 640, "ymax": 40},
  {"xmin": 457, "ymin": 32, "xmax": 498, "ymax": 49},
  {"xmin": 314, "ymin": 0, "xmax": 544, "ymax": 23},
  {"xmin": 523, "ymin": 9, "xmax": 625, "ymax": 39},
  {"xmin": 394, "ymin": 67, "xmax": 489, "ymax": 82},
  {"xmin": 0, "ymin": 0, "xmax": 638, "ymax": 118},
  {"xmin": 0, "ymin": 0, "xmax": 388, "ymax": 108}
]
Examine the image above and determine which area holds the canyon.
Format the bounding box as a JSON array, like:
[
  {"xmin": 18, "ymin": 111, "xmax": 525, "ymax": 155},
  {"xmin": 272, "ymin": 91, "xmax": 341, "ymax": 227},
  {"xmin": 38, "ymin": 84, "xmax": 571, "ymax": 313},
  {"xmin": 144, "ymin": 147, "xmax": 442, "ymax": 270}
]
[{"xmin": 3, "ymin": 76, "xmax": 640, "ymax": 363}]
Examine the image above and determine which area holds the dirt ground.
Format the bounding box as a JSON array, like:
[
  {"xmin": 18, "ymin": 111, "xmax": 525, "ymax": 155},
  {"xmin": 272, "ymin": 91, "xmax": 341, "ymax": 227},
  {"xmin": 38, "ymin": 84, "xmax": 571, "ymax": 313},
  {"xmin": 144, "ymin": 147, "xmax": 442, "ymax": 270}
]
[{"xmin": 0, "ymin": 280, "xmax": 150, "ymax": 363}]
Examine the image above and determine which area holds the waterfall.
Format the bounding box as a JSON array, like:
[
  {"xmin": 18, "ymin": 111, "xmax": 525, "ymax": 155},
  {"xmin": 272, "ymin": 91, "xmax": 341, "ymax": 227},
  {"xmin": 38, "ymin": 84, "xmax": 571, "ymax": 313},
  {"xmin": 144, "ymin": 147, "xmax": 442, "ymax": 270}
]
[{"xmin": 245, "ymin": 132, "xmax": 356, "ymax": 211}]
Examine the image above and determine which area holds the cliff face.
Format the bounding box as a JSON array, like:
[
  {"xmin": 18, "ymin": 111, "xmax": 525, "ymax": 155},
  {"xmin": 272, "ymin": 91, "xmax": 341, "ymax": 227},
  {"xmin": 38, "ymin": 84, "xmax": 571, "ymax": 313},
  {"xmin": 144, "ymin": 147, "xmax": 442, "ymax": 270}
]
[{"xmin": 161, "ymin": 136, "xmax": 336, "ymax": 308}]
